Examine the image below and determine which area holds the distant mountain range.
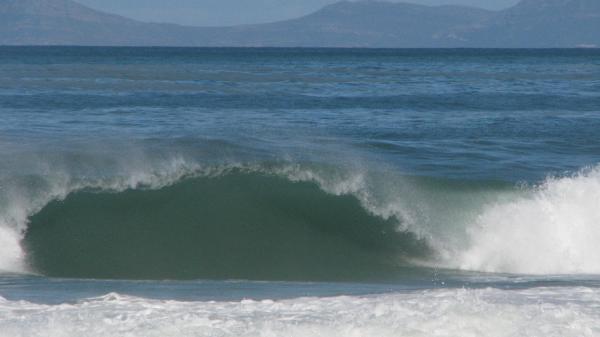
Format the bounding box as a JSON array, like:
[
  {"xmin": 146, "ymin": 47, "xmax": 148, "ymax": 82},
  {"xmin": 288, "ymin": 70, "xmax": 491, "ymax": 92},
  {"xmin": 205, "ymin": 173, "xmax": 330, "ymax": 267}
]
[{"xmin": 1, "ymin": 0, "xmax": 598, "ymax": 47}]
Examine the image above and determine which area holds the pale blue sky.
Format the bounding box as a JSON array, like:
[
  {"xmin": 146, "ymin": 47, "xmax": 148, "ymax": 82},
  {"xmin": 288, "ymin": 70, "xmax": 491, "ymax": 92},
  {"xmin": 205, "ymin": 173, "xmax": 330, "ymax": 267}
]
[{"xmin": 76, "ymin": 0, "xmax": 521, "ymax": 26}]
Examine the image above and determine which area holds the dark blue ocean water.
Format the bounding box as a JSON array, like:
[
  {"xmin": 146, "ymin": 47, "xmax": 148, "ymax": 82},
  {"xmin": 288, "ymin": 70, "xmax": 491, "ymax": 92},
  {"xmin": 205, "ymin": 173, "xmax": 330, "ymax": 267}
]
[
  {"xmin": 2, "ymin": 47, "xmax": 599, "ymax": 181},
  {"xmin": 0, "ymin": 48, "xmax": 600, "ymax": 336}
]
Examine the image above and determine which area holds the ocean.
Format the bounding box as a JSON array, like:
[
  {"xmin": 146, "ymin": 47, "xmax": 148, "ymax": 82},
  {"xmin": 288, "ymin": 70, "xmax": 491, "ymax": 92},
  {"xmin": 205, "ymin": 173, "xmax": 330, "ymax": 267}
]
[{"xmin": 0, "ymin": 47, "xmax": 599, "ymax": 336}]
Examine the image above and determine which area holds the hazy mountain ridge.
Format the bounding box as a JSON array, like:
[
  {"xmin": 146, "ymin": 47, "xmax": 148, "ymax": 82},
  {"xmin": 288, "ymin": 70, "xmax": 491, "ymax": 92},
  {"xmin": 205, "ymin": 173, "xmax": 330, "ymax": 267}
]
[
  {"xmin": 463, "ymin": 0, "xmax": 600, "ymax": 47},
  {"xmin": 0, "ymin": 0, "xmax": 157, "ymax": 45},
  {"xmin": 0, "ymin": 0, "xmax": 121, "ymax": 21},
  {"xmin": 0, "ymin": 0, "xmax": 598, "ymax": 47},
  {"xmin": 243, "ymin": 1, "xmax": 494, "ymax": 47}
]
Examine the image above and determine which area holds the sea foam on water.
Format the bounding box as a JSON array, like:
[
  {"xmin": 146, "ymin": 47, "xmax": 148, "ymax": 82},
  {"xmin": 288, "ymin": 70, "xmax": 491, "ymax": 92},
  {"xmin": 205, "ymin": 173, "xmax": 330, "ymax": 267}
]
[{"xmin": 0, "ymin": 287, "xmax": 598, "ymax": 337}]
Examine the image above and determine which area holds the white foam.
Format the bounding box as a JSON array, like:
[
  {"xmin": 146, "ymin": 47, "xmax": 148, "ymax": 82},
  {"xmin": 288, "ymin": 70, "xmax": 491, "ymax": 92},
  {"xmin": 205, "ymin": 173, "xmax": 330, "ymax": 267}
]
[
  {"xmin": 0, "ymin": 287, "xmax": 598, "ymax": 337},
  {"xmin": 457, "ymin": 166, "xmax": 600, "ymax": 274},
  {"xmin": 0, "ymin": 226, "xmax": 23, "ymax": 273}
]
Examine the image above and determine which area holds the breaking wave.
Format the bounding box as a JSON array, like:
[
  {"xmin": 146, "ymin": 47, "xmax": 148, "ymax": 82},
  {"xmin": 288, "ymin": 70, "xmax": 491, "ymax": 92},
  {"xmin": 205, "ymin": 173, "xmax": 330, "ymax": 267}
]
[
  {"xmin": 1, "ymin": 147, "xmax": 600, "ymax": 280},
  {"xmin": 23, "ymin": 168, "xmax": 430, "ymax": 281},
  {"xmin": 457, "ymin": 166, "xmax": 600, "ymax": 274}
]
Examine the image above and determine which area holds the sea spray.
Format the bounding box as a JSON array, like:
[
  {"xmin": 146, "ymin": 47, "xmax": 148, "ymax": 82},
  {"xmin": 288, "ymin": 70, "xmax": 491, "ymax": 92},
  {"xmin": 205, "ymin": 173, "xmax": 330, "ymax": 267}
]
[{"xmin": 458, "ymin": 165, "xmax": 600, "ymax": 274}]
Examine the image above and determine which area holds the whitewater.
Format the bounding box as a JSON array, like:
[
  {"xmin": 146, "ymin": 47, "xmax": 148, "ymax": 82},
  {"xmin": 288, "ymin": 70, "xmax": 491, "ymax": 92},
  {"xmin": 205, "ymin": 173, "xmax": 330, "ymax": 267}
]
[
  {"xmin": 1, "ymin": 287, "xmax": 599, "ymax": 337},
  {"xmin": 1, "ymin": 47, "xmax": 600, "ymax": 336}
]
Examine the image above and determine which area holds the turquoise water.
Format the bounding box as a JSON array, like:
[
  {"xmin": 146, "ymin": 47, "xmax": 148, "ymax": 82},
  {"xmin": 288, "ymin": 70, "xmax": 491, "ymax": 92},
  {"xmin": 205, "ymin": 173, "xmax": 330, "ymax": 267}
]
[{"xmin": 1, "ymin": 47, "xmax": 600, "ymax": 336}]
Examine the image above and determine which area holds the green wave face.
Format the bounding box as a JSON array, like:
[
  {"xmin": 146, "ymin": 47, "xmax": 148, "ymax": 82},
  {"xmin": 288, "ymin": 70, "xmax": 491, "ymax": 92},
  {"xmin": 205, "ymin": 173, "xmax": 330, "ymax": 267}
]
[{"xmin": 24, "ymin": 171, "xmax": 430, "ymax": 281}]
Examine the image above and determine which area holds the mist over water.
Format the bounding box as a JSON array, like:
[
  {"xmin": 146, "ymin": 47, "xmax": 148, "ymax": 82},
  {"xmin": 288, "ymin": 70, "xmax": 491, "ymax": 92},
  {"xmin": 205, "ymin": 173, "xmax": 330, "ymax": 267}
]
[{"xmin": 0, "ymin": 47, "xmax": 600, "ymax": 336}]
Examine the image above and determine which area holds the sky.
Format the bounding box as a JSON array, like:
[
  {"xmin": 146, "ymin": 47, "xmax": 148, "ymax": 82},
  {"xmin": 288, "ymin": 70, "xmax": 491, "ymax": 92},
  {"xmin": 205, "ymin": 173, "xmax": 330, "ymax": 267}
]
[{"xmin": 76, "ymin": 0, "xmax": 521, "ymax": 27}]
